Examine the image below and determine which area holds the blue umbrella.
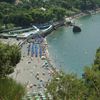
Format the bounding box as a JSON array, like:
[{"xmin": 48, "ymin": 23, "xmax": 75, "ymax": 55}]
[{"xmin": 31, "ymin": 43, "xmax": 34, "ymax": 57}]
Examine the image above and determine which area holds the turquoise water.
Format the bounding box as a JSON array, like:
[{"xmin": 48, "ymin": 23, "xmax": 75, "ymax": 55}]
[{"xmin": 47, "ymin": 13, "xmax": 100, "ymax": 76}]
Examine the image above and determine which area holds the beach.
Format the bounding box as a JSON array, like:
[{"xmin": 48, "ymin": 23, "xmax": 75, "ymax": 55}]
[
  {"xmin": 0, "ymin": 36, "xmax": 54, "ymax": 95},
  {"xmin": 0, "ymin": 8, "xmax": 100, "ymax": 99}
]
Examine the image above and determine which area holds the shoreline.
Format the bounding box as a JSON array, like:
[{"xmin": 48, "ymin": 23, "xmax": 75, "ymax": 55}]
[
  {"xmin": 1, "ymin": 8, "xmax": 100, "ymax": 99},
  {"xmin": 66, "ymin": 8, "xmax": 100, "ymax": 20},
  {"xmin": 44, "ymin": 38, "xmax": 59, "ymax": 74},
  {"xmin": 6, "ymin": 36, "xmax": 56, "ymax": 98},
  {"xmin": 45, "ymin": 8, "xmax": 100, "ymax": 75},
  {"xmin": 43, "ymin": 8, "xmax": 100, "ymax": 38}
]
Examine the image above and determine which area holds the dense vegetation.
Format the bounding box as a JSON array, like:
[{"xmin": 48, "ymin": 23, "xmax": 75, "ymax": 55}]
[
  {"xmin": 47, "ymin": 47, "xmax": 100, "ymax": 100},
  {"xmin": 0, "ymin": 42, "xmax": 25, "ymax": 100},
  {"xmin": 0, "ymin": 0, "xmax": 100, "ymax": 30},
  {"xmin": 0, "ymin": 42, "xmax": 21, "ymax": 77},
  {"xmin": 0, "ymin": 1, "xmax": 66, "ymax": 30},
  {"xmin": 0, "ymin": 1, "xmax": 100, "ymax": 100},
  {"xmin": 0, "ymin": 77, "xmax": 25, "ymax": 100}
]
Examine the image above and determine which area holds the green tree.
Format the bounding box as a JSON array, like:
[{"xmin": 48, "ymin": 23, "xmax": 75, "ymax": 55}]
[
  {"xmin": 47, "ymin": 73, "xmax": 87, "ymax": 100},
  {"xmin": 0, "ymin": 77, "xmax": 25, "ymax": 100},
  {"xmin": 30, "ymin": 8, "xmax": 53, "ymax": 23},
  {"xmin": 47, "ymin": 47, "xmax": 100, "ymax": 100},
  {"xmin": 10, "ymin": 13, "xmax": 33, "ymax": 27},
  {"xmin": 0, "ymin": 0, "xmax": 15, "ymax": 3},
  {"xmin": 51, "ymin": 7, "xmax": 66, "ymax": 21},
  {"xmin": 0, "ymin": 43, "xmax": 21, "ymax": 77},
  {"xmin": 84, "ymin": 66, "xmax": 100, "ymax": 99}
]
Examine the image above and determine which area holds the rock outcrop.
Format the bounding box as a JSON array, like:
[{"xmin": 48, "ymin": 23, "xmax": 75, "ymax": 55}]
[{"xmin": 73, "ymin": 25, "xmax": 81, "ymax": 33}]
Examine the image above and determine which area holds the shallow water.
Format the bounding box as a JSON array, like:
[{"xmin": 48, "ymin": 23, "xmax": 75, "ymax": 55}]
[{"xmin": 47, "ymin": 13, "xmax": 100, "ymax": 76}]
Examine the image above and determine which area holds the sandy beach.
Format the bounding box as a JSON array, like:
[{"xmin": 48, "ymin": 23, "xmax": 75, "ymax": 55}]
[
  {"xmin": 1, "ymin": 9, "xmax": 100, "ymax": 99},
  {"xmin": 10, "ymin": 56, "xmax": 52, "ymax": 92},
  {"xmin": 0, "ymin": 37, "xmax": 54, "ymax": 95}
]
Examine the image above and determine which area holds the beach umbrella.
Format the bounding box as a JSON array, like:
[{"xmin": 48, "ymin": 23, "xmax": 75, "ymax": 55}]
[
  {"xmin": 31, "ymin": 43, "xmax": 34, "ymax": 57},
  {"xmin": 42, "ymin": 97, "xmax": 46, "ymax": 100},
  {"xmin": 39, "ymin": 46, "xmax": 42, "ymax": 57},
  {"xmin": 29, "ymin": 84, "xmax": 33, "ymax": 88},
  {"xmin": 44, "ymin": 60, "xmax": 48, "ymax": 64},
  {"xmin": 31, "ymin": 91, "xmax": 37, "ymax": 96},
  {"xmin": 37, "ymin": 72, "xmax": 39, "ymax": 75},
  {"xmin": 35, "ymin": 95, "xmax": 40, "ymax": 100},
  {"xmin": 41, "ymin": 56, "xmax": 46, "ymax": 60}
]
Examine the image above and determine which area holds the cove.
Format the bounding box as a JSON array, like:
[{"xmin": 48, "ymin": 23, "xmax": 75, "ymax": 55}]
[{"xmin": 47, "ymin": 13, "xmax": 100, "ymax": 76}]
